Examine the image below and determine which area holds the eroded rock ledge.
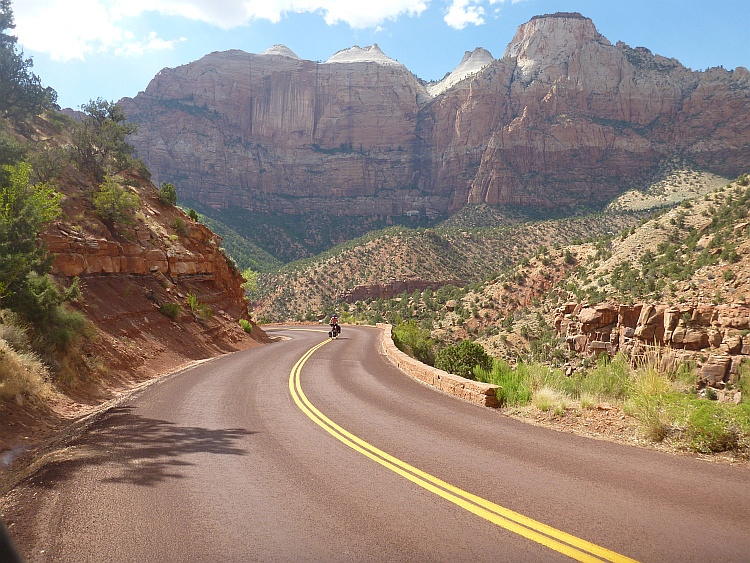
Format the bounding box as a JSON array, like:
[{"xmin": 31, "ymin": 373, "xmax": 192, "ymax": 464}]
[{"xmin": 556, "ymin": 302, "xmax": 749, "ymax": 400}]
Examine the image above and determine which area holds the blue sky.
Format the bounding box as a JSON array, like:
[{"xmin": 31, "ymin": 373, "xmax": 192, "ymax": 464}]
[{"xmin": 12, "ymin": 0, "xmax": 750, "ymax": 110}]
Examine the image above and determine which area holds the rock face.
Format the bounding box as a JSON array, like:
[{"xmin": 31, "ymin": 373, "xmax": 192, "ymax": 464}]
[
  {"xmin": 120, "ymin": 12, "xmax": 750, "ymax": 219},
  {"xmin": 39, "ymin": 168, "xmax": 265, "ymax": 364},
  {"xmin": 556, "ymin": 301, "xmax": 750, "ymax": 393}
]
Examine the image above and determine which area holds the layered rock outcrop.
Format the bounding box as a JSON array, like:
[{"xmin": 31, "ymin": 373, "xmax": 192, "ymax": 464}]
[
  {"xmin": 120, "ymin": 12, "xmax": 750, "ymax": 219},
  {"xmin": 556, "ymin": 301, "xmax": 750, "ymax": 396}
]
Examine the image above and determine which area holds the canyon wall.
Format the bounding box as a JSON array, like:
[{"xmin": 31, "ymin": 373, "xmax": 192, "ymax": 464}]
[{"xmin": 120, "ymin": 13, "xmax": 750, "ymax": 219}]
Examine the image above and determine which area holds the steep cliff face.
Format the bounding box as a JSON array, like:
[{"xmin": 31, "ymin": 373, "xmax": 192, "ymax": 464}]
[
  {"xmin": 39, "ymin": 164, "xmax": 268, "ymax": 383},
  {"xmin": 120, "ymin": 47, "xmax": 432, "ymax": 217},
  {"xmin": 464, "ymin": 13, "xmax": 750, "ymax": 209},
  {"xmin": 120, "ymin": 12, "xmax": 750, "ymax": 218}
]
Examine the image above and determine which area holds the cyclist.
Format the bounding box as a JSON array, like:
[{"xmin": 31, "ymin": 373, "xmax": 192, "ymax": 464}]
[{"xmin": 329, "ymin": 314, "xmax": 341, "ymax": 338}]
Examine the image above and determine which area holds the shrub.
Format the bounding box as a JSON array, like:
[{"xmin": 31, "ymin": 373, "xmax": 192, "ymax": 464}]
[
  {"xmin": 188, "ymin": 209, "xmax": 199, "ymax": 221},
  {"xmin": 392, "ymin": 320, "xmax": 435, "ymax": 366},
  {"xmin": 173, "ymin": 217, "xmax": 187, "ymax": 236},
  {"xmin": 158, "ymin": 182, "xmax": 177, "ymax": 205},
  {"xmin": 580, "ymin": 353, "xmax": 630, "ymax": 400},
  {"xmin": 683, "ymin": 402, "xmax": 748, "ymax": 453},
  {"xmin": 476, "ymin": 359, "xmax": 531, "ymax": 406},
  {"xmin": 186, "ymin": 291, "xmax": 212, "ymax": 319},
  {"xmin": 93, "ymin": 176, "xmax": 140, "ymax": 224},
  {"xmin": 435, "ymin": 339, "xmax": 492, "ymax": 379},
  {"xmin": 159, "ymin": 303, "xmax": 181, "ymax": 319},
  {"xmin": 46, "ymin": 305, "xmax": 87, "ymax": 351},
  {"xmin": 239, "ymin": 319, "xmax": 253, "ymax": 334}
]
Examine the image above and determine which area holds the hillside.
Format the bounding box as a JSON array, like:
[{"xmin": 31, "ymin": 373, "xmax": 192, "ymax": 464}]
[
  {"xmin": 0, "ymin": 109, "xmax": 270, "ymax": 461},
  {"xmin": 251, "ymin": 211, "xmax": 646, "ymax": 322}
]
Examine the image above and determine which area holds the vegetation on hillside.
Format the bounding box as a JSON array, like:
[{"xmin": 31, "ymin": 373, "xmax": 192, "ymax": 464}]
[
  {"xmin": 0, "ymin": 1, "xmax": 151, "ymax": 401},
  {"xmin": 252, "ymin": 213, "xmax": 645, "ymax": 323}
]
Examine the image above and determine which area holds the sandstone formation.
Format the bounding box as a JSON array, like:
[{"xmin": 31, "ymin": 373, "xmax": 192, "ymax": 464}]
[
  {"xmin": 555, "ymin": 301, "xmax": 750, "ymax": 396},
  {"xmin": 36, "ymin": 166, "xmax": 267, "ymax": 381},
  {"xmin": 120, "ymin": 12, "xmax": 750, "ymax": 220}
]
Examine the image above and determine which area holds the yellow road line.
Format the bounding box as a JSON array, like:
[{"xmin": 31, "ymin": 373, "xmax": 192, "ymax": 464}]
[{"xmin": 289, "ymin": 339, "xmax": 639, "ymax": 563}]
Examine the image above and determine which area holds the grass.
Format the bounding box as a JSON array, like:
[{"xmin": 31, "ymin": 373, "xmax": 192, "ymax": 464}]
[
  {"xmin": 624, "ymin": 360, "xmax": 672, "ymax": 441},
  {"xmin": 0, "ymin": 338, "xmax": 54, "ymax": 402},
  {"xmin": 159, "ymin": 303, "xmax": 181, "ymax": 320},
  {"xmin": 533, "ymin": 386, "xmax": 569, "ymax": 415},
  {"xmin": 474, "ymin": 348, "xmax": 749, "ymax": 455},
  {"xmin": 187, "ymin": 292, "xmax": 213, "ymax": 319}
]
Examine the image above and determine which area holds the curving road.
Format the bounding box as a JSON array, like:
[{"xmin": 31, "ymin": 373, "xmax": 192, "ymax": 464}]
[{"xmin": 3, "ymin": 325, "xmax": 750, "ymax": 562}]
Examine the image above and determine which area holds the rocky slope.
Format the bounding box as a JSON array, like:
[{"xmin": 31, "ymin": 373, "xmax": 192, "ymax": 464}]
[
  {"xmin": 251, "ymin": 211, "xmax": 645, "ymax": 322},
  {"xmin": 120, "ymin": 12, "xmax": 750, "ymax": 227},
  {"xmin": 0, "ymin": 114, "xmax": 270, "ymax": 461}
]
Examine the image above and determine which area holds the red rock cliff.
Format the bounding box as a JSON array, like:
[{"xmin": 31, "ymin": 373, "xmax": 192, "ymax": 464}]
[{"xmin": 120, "ymin": 13, "xmax": 750, "ymax": 217}]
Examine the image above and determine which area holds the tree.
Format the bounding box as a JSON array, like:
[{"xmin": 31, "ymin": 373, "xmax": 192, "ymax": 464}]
[
  {"xmin": 93, "ymin": 176, "xmax": 140, "ymax": 224},
  {"xmin": 0, "ymin": 0, "xmax": 58, "ymax": 119},
  {"xmin": 0, "ymin": 162, "xmax": 59, "ymax": 297},
  {"xmin": 69, "ymin": 98, "xmax": 138, "ymax": 181},
  {"xmin": 158, "ymin": 181, "xmax": 177, "ymax": 205},
  {"xmin": 0, "ymin": 161, "xmax": 82, "ymax": 348}
]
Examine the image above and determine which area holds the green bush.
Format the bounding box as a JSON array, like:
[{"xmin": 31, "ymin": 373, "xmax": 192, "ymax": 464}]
[
  {"xmin": 93, "ymin": 176, "xmax": 140, "ymax": 224},
  {"xmin": 239, "ymin": 319, "xmax": 253, "ymax": 334},
  {"xmin": 475, "ymin": 359, "xmax": 531, "ymax": 406},
  {"xmin": 159, "ymin": 303, "xmax": 181, "ymax": 320},
  {"xmin": 158, "ymin": 182, "xmax": 177, "ymax": 206},
  {"xmin": 186, "ymin": 291, "xmax": 212, "ymax": 319},
  {"xmin": 435, "ymin": 340, "xmax": 492, "ymax": 380},
  {"xmin": 683, "ymin": 402, "xmax": 749, "ymax": 453},
  {"xmin": 173, "ymin": 217, "xmax": 187, "ymax": 236},
  {"xmin": 392, "ymin": 320, "xmax": 435, "ymax": 366},
  {"xmin": 580, "ymin": 353, "xmax": 630, "ymax": 400}
]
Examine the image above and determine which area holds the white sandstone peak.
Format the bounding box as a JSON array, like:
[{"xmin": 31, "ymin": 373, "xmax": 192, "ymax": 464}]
[
  {"xmin": 259, "ymin": 44, "xmax": 301, "ymax": 59},
  {"xmin": 325, "ymin": 44, "xmax": 404, "ymax": 67},
  {"xmin": 426, "ymin": 47, "xmax": 495, "ymax": 98},
  {"xmin": 502, "ymin": 12, "xmax": 610, "ymax": 82}
]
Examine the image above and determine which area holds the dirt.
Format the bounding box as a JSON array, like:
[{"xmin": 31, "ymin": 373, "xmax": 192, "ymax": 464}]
[{"xmin": 506, "ymin": 401, "xmax": 748, "ymax": 467}]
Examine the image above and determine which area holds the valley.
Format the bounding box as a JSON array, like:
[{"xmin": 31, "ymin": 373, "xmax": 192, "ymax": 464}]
[{"xmin": 1, "ymin": 6, "xmax": 749, "ymax": 504}]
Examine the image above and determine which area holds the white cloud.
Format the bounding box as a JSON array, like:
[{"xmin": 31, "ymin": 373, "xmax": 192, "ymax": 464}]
[
  {"xmin": 112, "ymin": 0, "xmax": 429, "ymax": 29},
  {"xmin": 115, "ymin": 33, "xmax": 186, "ymax": 57},
  {"xmin": 14, "ymin": 0, "xmax": 125, "ymax": 61},
  {"xmin": 13, "ymin": 0, "xmax": 430, "ymax": 60},
  {"xmin": 444, "ymin": 0, "xmax": 485, "ymax": 30}
]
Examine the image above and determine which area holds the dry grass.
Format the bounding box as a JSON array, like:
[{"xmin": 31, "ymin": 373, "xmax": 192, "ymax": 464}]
[
  {"xmin": 0, "ymin": 338, "xmax": 54, "ymax": 402},
  {"xmin": 532, "ymin": 386, "xmax": 569, "ymax": 414}
]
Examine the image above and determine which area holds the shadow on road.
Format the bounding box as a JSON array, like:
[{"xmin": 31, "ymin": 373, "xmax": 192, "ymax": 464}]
[{"xmin": 25, "ymin": 406, "xmax": 256, "ymax": 488}]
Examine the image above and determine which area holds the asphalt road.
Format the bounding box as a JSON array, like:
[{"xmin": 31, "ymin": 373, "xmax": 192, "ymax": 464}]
[{"xmin": 3, "ymin": 325, "xmax": 750, "ymax": 562}]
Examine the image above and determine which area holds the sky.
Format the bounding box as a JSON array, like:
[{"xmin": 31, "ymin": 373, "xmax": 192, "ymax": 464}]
[{"xmin": 10, "ymin": 0, "xmax": 750, "ymax": 110}]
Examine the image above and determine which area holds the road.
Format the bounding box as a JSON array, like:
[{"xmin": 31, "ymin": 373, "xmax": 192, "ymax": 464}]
[{"xmin": 2, "ymin": 325, "xmax": 750, "ymax": 562}]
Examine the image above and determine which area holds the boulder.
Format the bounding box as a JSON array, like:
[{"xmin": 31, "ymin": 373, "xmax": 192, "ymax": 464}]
[{"xmin": 699, "ymin": 355, "xmax": 732, "ymax": 388}]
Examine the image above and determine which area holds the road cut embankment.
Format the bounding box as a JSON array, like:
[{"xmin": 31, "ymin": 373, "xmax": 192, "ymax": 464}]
[{"xmin": 377, "ymin": 324, "xmax": 500, "ymax": 407}]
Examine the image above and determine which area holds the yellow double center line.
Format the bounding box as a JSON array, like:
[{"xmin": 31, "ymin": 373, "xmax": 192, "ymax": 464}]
[{"xmin": 289, "ymin": 339, "xmax": 639, "ymax": 563}]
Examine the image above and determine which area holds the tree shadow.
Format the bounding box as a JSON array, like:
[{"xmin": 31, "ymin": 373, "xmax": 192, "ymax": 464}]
[{"xmin": 26, "ymin": 406, "xmax": 255, "ymax": 488}]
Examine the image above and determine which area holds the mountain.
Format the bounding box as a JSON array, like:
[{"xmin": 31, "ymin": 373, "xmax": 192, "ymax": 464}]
[{"xmin": 119, "ymin": 12, "xmax": 750, "ymax": 237}]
